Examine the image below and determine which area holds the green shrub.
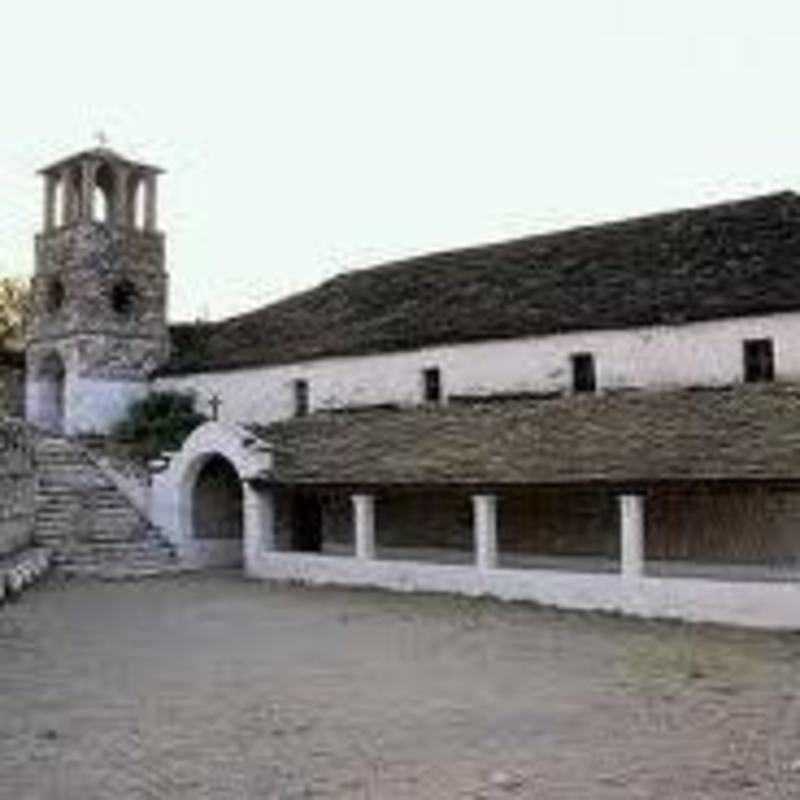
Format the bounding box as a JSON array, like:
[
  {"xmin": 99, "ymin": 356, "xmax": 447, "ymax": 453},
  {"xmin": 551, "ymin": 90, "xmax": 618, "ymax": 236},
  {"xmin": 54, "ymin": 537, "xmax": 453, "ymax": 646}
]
[{"xmin": 112, "ymin": 391, "xmax": 207, "ymax": 458}]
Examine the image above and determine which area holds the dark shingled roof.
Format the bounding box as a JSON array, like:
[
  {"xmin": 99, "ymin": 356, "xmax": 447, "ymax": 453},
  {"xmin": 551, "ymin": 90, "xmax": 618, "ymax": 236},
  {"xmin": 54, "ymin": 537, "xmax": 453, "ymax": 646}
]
[
  {"xmin": 163, "ymin": 191, "xmax": 800, "ymax": 375},
  {"xmin": 252, "ymin": 384, "xmax": 800, "ymax": 487}
]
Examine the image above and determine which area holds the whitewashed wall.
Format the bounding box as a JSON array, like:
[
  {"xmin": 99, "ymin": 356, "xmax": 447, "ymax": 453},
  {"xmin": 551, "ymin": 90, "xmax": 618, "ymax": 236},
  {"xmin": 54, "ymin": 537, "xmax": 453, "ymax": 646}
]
[
  {"xmin": 27, "ymin": 369, "xmax": 148, "ymax": 436},
  {"xmin": 66, "ymin": 378, "xmax": 148, "ymax": 436},
  {"xmin": 154, "ymin": 310, "xmax": 800, "ymax": 426}
]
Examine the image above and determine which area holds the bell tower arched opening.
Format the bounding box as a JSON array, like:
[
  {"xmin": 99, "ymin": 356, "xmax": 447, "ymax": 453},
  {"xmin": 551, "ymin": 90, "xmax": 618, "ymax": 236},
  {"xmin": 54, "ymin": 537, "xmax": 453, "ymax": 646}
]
[{"xmin": 93, "ymin": 162, "xmax": 115, "ymax": 223}]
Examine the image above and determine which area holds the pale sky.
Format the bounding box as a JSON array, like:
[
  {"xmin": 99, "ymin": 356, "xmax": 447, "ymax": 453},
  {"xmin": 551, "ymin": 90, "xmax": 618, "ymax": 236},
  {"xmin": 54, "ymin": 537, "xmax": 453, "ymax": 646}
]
[{"xmin": 3, "ymin": 1, "xmax": 800, "ymax": 323}]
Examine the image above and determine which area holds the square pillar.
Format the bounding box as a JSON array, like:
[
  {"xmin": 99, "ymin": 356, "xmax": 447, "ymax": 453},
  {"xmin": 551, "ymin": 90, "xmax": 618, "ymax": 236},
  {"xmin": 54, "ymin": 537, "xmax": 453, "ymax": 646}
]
[
  {"xmin": 114, "ymin": 164, "xmax": 130, "ymax": 227},
  {"xmin": 61, "ymin": 168, "xmax": 75, "ymax": 224},
  {"xmin": 619, "ymin": 493, "xmax": 645, "ymax": 578},
  {"xmin": 243, "ymin": 485, "xmax": 276, "ymax": 573},
  {"xmin": 472, "ymin": 494, "xmax": 498, "ymax": 571},
  {"xmin": 352, "ymin": 494, "xmax": 375, "ymax": 560},
  {"xmin": 43, "ymin": 175, "xmax": 57, "ymax": 231},
  {"xmin": 144, "ymin": 174, "xmax": 158, "ymax": 231},
  {"xmin": 81, "ymin": 160, "xmax": 96, "ymax": 221}
]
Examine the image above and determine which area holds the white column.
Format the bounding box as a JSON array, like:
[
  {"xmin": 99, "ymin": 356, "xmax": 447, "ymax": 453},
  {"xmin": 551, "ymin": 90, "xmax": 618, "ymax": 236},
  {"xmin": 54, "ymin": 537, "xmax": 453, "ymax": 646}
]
[
  {"xmin": 619, "ymin": 493, "xmax": 645, "ymax": 578},
  {"xmin": 352, "ymin": 494, "xmax": 375, "ymax": 560},
  {"xmin": 243, "ymin": 485, "xmax": 276, "ymax": 574},
  {"xmin": 472, "ymin": 494, "xmax": 498, "ymax": 571}
]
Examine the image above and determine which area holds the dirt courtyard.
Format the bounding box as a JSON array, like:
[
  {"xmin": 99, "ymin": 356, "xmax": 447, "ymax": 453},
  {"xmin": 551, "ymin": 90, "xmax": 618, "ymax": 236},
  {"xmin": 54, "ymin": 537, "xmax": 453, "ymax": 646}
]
[{"xmin": 2, "ymin": 572, "xmax": 800, "ymax": 799}]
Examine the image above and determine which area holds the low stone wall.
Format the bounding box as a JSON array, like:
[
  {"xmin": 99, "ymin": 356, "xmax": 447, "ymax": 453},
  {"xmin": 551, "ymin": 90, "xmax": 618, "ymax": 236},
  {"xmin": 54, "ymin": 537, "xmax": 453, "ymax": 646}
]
[
  {"xmin": 0, "ymin": 547, "xmax": 52, "ymax": 603},
  {"xmin": 0, "ymin": 352, "xmax": 24, "ymax": 418},
  {"xmin": 0, "ymin": 419, "xmax": 34, "ymax": 558}
]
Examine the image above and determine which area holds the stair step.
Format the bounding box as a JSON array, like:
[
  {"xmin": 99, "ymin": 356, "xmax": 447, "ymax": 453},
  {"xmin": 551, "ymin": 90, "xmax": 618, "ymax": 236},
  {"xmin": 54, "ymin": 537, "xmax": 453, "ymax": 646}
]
[
  {"xmin": 81, "ymin": 532, "xmax": 144, "ymax": 545},
  {"xmin": 57, "ymin": 564, "xmax": 189, "ymax": 580},
  {"xmin": 62, "ymin": 541, "xmax": 170, "ymax": 551},
  {"xmin": 61, "ymin": 553, "xmax": 174, "ymax": 563},
  {"xmin": 58, "ymin": 552, "xmax": 175, "ymax": 563}
]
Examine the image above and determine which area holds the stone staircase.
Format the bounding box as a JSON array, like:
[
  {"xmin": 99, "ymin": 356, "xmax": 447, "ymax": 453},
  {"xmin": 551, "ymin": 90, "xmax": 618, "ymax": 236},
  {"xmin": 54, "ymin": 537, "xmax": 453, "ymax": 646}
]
[{"xmin": 34, "ymin": 436, "xmax": 183, "ymax": 579}]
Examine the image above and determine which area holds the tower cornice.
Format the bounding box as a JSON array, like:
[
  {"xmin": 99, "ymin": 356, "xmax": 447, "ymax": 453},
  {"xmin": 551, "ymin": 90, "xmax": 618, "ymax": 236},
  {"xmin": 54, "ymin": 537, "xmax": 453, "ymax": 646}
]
[{"xmin": 38, "ymin": 147, "xmax": 164, "ymax": 176}]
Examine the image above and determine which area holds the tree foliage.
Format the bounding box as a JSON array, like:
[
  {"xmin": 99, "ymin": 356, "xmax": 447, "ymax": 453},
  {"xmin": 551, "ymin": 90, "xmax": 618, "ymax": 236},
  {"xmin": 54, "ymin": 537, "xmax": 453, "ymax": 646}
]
[
  {"xmin": 0, "ymin": 277, "xmax": 30, "ymax": 349},
  {"xmin": 112, "ymin": 391, "xmax": 207, "ymax": 458}
]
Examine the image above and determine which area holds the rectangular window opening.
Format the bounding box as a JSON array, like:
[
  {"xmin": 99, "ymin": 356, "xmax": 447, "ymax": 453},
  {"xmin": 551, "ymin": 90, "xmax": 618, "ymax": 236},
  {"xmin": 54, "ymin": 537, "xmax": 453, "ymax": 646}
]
[
  {"xmin": 743, "ymin": 339, "xmax": 774, "ymax": 383},
  {"xmin": 294, "ymin": 378, "xmax": 309, "ymax": 417},
  {"xmin": 423, "ymin": 367, "xmax": 441, "ymax": 403},
  {"xmin": 571, "ymin": 353, "xmax": 596, "ymax": 393}
]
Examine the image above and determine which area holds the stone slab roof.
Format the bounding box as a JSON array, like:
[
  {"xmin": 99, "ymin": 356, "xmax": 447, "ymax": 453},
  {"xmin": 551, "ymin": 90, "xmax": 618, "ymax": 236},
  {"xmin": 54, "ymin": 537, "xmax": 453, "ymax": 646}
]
[
  {"xmin": 39, "ymin": 147, "xmax": 163, "ymax": 175},
  {"xmin": 163, "ymin": 191, "xmax": 800, "ymax": 375},
  {"xmin": 252, "ymin": 384, "xmax": 800, "ymax": 487}
]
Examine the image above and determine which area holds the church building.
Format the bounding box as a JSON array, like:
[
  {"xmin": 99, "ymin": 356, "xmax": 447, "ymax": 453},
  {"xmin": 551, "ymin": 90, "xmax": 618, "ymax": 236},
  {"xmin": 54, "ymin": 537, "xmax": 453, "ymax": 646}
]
[{"xmin": 22, "ymin": 146, "xmax": 800, "ymax": 628}]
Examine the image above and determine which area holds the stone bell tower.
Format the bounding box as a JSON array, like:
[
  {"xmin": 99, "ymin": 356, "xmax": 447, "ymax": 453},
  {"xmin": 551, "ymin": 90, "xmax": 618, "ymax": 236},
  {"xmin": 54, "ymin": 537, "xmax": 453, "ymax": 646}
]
[{"xmin": 26, "ymin": 146, "xmax": 169, "ymax": 436}]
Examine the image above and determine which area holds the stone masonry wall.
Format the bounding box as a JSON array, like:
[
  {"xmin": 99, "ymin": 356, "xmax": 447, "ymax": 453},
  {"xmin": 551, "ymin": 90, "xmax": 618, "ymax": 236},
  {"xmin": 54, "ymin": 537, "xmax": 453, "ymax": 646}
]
[
  {"xmin": 0, "ymin": 362, "xmax": 24, "ymax": 417},
  {"xmin": 0, "ymin": 420, "xmax": 34, "ymax": 557},
  {"xmin": 27, "ymin": 221, "xmax": 169, "ymax": 435}
]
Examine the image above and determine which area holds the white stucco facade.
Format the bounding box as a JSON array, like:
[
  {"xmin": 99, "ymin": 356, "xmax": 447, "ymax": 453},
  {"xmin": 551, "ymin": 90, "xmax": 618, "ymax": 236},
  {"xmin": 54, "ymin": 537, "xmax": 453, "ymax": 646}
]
[
  {"xmin": 67, "ymin": 377, "xmax": 149, "ymax": 436},
  {"xmin": 27, "ymin": 373, "xmax": 149, "ymax": 436},
  {"xmin": 154, "ymin": 310, "xmax": 800, "ymax": 425}
]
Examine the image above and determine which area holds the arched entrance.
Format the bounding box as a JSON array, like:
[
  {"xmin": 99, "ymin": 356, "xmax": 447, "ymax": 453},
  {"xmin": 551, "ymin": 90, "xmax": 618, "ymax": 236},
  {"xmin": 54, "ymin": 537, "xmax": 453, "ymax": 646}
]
[
  {"xmin": 192, "ymin": 454, "xmax": 244, "ymax": 541},
  {"xmin": 149, "ymin": 421, "xmax": 275, "ymax": 570},
  {"xmin": 35, "ymin": 351, "xmax": 66, "ymax": 434}
]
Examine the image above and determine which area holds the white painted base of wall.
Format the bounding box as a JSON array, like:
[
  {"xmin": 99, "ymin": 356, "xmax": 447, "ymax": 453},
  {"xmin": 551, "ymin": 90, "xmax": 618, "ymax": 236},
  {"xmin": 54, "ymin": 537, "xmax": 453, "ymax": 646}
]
[
  {"xmin": 179, "ymin": 539, "xmax": 243, "ymax": 568},
  {"xmin": 67, "ymin": 378, "xmax": 149, "ymax": 436},
  {"xmin": 27, "ymin": 375, "xmax": 149, "ymax": 436},
  {"xmin": 245, "ymin": 551, "xmax": 800, "ymax": 631}
]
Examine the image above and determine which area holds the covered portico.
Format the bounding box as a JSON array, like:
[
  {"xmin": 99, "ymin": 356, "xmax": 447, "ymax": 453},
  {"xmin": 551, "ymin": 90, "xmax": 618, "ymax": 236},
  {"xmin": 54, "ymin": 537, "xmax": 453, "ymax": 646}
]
[
  {"xmin": 240, "ymin": 482, "xmax": 800, "ymax": 630},
  {"xmin": 152, "ymin": 384, "xmax": 800, "ymax": 629}
]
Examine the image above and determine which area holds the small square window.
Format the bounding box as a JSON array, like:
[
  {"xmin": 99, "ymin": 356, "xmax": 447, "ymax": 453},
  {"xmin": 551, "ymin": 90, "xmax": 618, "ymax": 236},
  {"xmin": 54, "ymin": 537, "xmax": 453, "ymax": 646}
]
[
  {"xmin": 423, "ymin": 367, "xmax": 441, "ymax": 403},
  {"xmin": 571, "ymin": 353, "xmax": 596, "ymax": 393},
  {"xmin": 294, "ymin": 379, "xmax": 309, "ymax": 417},
  {"xmin": 743, "ymin": 339, "xmax": 774, "ymax": 383}
]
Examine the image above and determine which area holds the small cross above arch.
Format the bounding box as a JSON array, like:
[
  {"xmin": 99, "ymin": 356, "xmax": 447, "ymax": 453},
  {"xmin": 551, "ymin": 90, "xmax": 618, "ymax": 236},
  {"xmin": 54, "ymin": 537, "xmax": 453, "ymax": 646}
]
[
  {"xmin": 208, "ymin": 393, "xmax": 222, "ymax": 421},
  {"xmin": 94, "ymin": 130, "xmax": 109, "ymax": 147}
]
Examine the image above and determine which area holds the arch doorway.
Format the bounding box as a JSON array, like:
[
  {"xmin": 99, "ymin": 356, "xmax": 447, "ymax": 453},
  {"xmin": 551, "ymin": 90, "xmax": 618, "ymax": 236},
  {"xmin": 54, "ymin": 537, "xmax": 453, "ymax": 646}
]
[
  {"xmin": 150, "ymin": 421, "xmax": 275, "ymax": 570},
  {"xmin": 36, "ymin": 351, "xmax": 66, "ymax": 434},
  {"xmin": 191, "ymin": 454, "xmax": 244, "ymax": 565}
]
